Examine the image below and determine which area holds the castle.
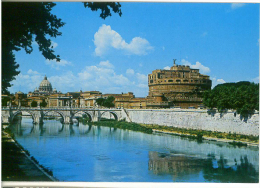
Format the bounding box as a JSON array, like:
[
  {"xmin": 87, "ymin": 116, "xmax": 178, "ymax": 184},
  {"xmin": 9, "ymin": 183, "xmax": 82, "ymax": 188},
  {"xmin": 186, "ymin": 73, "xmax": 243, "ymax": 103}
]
[{"xmin": 147, "ymin": 60, "xmax": 212, "ymax": 108}]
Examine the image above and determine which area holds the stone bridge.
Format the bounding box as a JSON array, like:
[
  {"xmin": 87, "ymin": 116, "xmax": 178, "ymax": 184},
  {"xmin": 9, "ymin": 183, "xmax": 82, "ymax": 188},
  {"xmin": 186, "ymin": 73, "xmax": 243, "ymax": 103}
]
[{"xmin": 1, "ymin": 107, "xmax": 131, "ymax": 124}]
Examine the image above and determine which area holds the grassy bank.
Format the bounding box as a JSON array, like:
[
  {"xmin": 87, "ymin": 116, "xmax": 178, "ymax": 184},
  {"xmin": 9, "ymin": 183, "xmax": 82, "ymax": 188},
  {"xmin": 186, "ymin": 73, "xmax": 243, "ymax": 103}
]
[
  {"xmin": 91, "ymin": 120, "xmax": 259, "ymax": 146},
  {"xmin": 2, "ymin": 127, "xmax": 56, "ymax": 181},
  {"xmin": 91, "ymin": 120, "xmax": 153, "ymax": 134},
  {"xmin": 141, "ymin": 124, "xmax": 259, "ymax": 144}
]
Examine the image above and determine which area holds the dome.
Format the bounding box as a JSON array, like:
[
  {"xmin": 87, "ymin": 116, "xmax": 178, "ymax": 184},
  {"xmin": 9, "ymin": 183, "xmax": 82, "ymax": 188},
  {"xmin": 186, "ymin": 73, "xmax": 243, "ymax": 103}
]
[
  {"xmin": 16, "ymin": 91, "xmax": 23, "ymax": 95},
  {"xmin": 39, "ymin": 75, "xmax": 53, "ymax": 92}
]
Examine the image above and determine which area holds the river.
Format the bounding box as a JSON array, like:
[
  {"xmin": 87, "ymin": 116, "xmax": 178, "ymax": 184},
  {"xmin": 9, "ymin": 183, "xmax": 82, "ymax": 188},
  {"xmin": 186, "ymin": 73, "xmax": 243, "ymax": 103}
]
[{"xmin": 8, "ymin": 117, "xmax": 259, "ymax": 182}]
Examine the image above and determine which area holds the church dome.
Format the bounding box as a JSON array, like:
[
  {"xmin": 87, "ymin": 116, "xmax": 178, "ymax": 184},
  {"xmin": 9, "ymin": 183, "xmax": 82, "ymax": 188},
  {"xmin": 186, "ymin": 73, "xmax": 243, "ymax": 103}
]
[{"xmin": 39, "ymin": 75, "xmax": 53, "ymax": 92}]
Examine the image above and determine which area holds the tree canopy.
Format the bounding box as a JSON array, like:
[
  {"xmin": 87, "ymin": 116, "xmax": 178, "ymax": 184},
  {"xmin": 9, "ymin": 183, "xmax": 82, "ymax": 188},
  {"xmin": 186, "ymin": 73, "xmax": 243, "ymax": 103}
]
[
  {"xmin": 2, "ymin": 2, "xmax": 122, "ymax": 94},
  {"xmin": 203, "ymin": 81, "xmax": 259, "ymax": 117},
  {"xmin": 31, "ymin": 101, "xmax": 38, "ymax": 107},
  {"xmin": 96, "ymin": 96, "xmax": 115, "ymax": 108},
  {"xmin": 40, "ymin": 99, "xmax": 47, "ymax": 107}
]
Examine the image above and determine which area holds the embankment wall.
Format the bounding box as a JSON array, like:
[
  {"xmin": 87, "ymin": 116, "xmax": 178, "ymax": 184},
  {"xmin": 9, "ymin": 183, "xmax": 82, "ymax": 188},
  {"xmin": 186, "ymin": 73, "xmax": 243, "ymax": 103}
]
[{"xmin": 125, "ymin": 109, "xmax": 259, "ymax": 136}]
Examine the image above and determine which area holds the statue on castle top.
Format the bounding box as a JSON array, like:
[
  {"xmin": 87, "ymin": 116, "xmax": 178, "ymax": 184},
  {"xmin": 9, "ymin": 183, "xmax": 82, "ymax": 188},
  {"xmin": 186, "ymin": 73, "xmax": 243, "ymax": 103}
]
[{"xmin": 173, "ymin": 59, "xmax": 177, "ymax": 66}]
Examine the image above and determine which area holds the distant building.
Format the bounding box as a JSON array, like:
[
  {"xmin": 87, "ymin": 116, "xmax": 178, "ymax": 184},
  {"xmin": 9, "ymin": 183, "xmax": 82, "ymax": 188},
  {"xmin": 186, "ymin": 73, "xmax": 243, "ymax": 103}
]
[
  {"xmin": 27, "ymin": 75, "xmax": 60, "ymax": 97},
  {"xmin": 48, "ymin": 94, "xmax": 73, "ymax": 107},
  {"xmin": 14, "ymin": 91, "xmax": 28, "ymax": 107},
  {"xmin": 104, "ymin": 92, "xmax": 135, "ymax": 108},
  {"xmin": 147, "ymin": 60, "xmax": 212, "ymax": 108}
]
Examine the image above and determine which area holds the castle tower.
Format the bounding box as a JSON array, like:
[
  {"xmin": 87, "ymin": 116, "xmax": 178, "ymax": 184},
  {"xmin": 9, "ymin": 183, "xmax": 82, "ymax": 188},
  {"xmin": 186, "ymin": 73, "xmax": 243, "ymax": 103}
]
[{"xmin": 147, "ymin": 61, "xmax": 212, "ymax": 108}]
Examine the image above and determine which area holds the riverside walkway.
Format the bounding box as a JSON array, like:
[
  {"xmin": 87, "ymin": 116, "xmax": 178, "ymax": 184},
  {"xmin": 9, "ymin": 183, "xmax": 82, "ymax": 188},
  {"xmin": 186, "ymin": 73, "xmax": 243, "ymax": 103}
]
[{"xmin": 1, "ymin": 131, "xmax": 55, "ymax": 181}]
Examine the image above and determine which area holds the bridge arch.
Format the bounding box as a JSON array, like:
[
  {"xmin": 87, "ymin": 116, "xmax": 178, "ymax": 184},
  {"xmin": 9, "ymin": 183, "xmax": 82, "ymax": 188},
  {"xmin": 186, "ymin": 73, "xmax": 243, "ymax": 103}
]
[
  {"xmin": 43, "ymin": 111, "xmax": 65, "ymax": 123},
  {"xmin": 73, "ymin": 111, "xmax": 93, "ymax": 122},
  {"xmin": 100, "ymin": 111, "xmax": 118, "ymax": 121},
  {"xmin": 11, "ymin": 110, "xmax": 36, "ymax": 123}
]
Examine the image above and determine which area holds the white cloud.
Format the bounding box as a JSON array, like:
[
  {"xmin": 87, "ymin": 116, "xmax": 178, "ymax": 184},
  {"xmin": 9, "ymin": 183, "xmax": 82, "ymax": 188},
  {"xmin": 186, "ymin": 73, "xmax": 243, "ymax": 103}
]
[
  {"xmin": 137, "ymin": 83, "xmax": 148, "ymax": 88},
  {"xmin": 217, "ymin": 79, "xmax": 226, "ymax": 84},
  {"xmin": 181, "ymin": 59, "xmax": 210, "ymax": 74},
  {"xmin": 94, "ymin": 24, "xmax": 153, "ymax": 56},
  {"xmin": 77, "ymin": 61, "xmax": 132, "ymax": 90},
  {"xmin": 126, "ymin": 68, "xmax": 135, "ymax": 75},
  {"xmin": 9, "ymin": 72, "xmax": 44, "ymax": 93},
  {"xmin": 27, "ymin": 69, "xmax": 40, "ymax": 75},
  {"xmin": 45, "ymin": 59, "xmax": 72, "ymax": 70},
  {"xmin": 252, "ymin": 76, "xmax": 259, "ymax": 83},
  {"xmin": 9, "ymin": 61, "xmax": 149, "ymax": 97},
  {"xmin": 99, "ymin": 60, "xmax": 114, "ymax": 68},
  {"xmin": 78, "ymin": 70, "xmax": 92, "ymax": 80},
  {"xmin": 136, "ymin": 73, "xmax": 147, "ymax": 83},
  {"xmin": 231, "ymin": 3, "xmax": 246, "ymax": 10},
  {"xmin": 211, "ymin": 77, "xmax": 226, "ymax": 88},
  {"xmin": 49, "ymin": 72, "xmax": 78, "ymax": 91},
  {"xmin": 164, "ymin": 66, "xmax": 171, "ymax": 70}
]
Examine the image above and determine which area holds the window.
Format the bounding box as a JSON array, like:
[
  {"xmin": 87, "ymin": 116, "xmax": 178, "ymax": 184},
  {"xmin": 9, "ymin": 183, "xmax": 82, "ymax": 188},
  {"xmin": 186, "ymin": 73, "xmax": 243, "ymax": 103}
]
[{"xmin": 168, "ymin": 80, "xmax": 173, "ymax": 82}]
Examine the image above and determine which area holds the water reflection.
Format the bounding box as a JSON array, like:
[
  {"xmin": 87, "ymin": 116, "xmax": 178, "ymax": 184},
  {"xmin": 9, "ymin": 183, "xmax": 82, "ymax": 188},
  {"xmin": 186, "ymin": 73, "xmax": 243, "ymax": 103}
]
[
  {"xmin": 9, "ymin": 117, "xmax": 259, "ymax": 182},
  {"xmin": 148, "ymin": 151, "xmax": 204, "ymax": 181},
  {"xmin": 203, "ymin": 154, "xmax": 259, "ymax": 183},
  {"xmin": 148, "ymin": 151, "xmax": 259, "ymax": 182},
  {"xmin": 11, "ymin": 117, "xmax": 73, "ymax": 136}
]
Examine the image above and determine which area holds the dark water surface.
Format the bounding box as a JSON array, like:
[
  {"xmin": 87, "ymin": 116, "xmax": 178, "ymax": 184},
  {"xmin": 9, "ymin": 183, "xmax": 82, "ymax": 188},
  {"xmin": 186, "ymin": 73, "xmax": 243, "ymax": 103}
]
[{"xmin": 9, "ymin": 117, "xmax": 259, "ymax": 182}]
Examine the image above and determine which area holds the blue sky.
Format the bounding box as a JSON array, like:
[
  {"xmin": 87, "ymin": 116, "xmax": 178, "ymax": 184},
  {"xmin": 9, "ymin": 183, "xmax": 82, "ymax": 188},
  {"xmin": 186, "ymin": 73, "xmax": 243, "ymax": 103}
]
[{"xmin": 9, "ymin": 2, "xmax": 259, "ymax": 97}]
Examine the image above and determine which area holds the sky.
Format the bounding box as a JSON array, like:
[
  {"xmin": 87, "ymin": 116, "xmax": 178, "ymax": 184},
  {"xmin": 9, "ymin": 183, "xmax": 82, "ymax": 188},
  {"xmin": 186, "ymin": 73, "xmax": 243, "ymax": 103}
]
[{"xmin": 9, "ymin": 2, "xmax": 259, "ymax": 97}]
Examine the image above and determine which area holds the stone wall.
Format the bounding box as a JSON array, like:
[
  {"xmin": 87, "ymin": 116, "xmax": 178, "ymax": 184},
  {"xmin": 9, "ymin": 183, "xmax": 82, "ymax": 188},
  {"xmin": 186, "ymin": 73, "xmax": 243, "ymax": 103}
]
[{"xmin": 126, "ymin": 109, "xmax": 259, "ymax": 136}]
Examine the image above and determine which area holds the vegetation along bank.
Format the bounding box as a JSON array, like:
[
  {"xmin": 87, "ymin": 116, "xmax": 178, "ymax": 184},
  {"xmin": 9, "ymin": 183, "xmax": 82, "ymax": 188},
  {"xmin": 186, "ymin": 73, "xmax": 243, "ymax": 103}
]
[{"xmin": 91, "ymin": 120, "xmax": 259, "ymax": 147}]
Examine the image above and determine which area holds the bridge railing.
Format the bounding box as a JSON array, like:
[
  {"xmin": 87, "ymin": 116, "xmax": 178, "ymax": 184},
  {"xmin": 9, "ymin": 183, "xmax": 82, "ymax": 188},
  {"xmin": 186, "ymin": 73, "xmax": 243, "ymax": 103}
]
[{"xmin": 1, "ymin": 107, "xmax": 122, "ymax": 111}]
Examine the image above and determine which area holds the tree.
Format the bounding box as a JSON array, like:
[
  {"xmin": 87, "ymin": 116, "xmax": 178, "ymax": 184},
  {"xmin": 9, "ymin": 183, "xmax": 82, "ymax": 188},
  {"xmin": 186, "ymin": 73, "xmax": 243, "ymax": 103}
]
[
  {"xmin": 31, "ymin": 101, "xmax": 38, "ymax": 107},
  {"xmin": 2, "ymin": 97, "xmax": 10, "ymax": 106},
  {"xmin": 2, "ymin": 2, "xmax": 122, "ymax": 94},
  {"xmin": 203, "ymin": 81, "xmax": 259, "ymax": 118},
  {"xmin": 96, "ymin": 98, "xmax": 105, "ymax": 106},
  {"xmin": 96, "ymin": 96, "xmax": 115, "ymax": 108},
  {"xmin": 40, "ymin": 99, "xmax": 47, "ymax": 107}
]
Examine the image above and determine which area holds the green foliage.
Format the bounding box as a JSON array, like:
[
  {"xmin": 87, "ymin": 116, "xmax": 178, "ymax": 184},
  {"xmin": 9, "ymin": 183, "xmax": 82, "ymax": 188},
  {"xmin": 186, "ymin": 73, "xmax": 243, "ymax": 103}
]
[
  {"xmin": 2, "ymin": 97, "xmax": 10, "ymax": 106},
  {"xmin": 92, "ymin": 121, "xmax": 153, "ymax": 134},
  {"xmin": 96, "ymin": 98, "xmax": 105, "ymax": 106},
  {"xmin": 2, "ymin": 2, "xmax": 122, "ymax": 94},
  {"xmin": 40, "ymin": 99, "xmax": 47, "ymax": 107},
  {"xmin": 31, "ymin": 101, "xmax": 37, "ymax": 107},
  {"xmin": 78, "ymin": 114, "xmax": 91, "ymax": 125},
  {"xmin": 2, "ymin": 2, "xmax": 65, "ymax": 94},
  {"xmin": 84, "ymin": 2, "xmax": 122, "ymax": 19},
  {"xmin": 203, "ymin": 81, "xmax": 259, "ymax": 118},
  {"xmin": 142, "ymin": 124, "xmax": 258, "ymax": 143},
  {"xmin": 96, "ymin": 96, "xmax": 115, "ymax": 108}
]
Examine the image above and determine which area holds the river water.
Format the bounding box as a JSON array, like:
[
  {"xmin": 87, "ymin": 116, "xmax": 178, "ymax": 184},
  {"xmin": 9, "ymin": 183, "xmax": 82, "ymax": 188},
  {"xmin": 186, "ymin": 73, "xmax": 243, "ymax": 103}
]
[{"xmin": 9, "ymin": 117, "xmax": 259, "ymax": 182}]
